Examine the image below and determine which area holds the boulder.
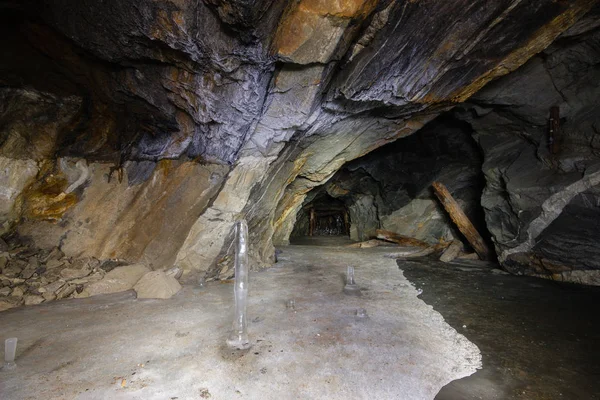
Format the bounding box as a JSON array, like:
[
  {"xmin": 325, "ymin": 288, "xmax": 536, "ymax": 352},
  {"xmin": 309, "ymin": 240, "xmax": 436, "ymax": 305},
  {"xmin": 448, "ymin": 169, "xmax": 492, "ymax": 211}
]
[
  {"xmin": 134, "ymin": 271, "xmax": 182, "ymax": 299},
  {"xmin": 20, "ymin": 265, "xmax": 37, "ymax": 279},
  {"xmin": 28, "ymin": 256, "xmax": 40, "ymax": 269},
  {"xmin": 83, "ymin": 263, "xmax": 150, "ymax": 297},
  {"xmin": 56, "ymin": 284, "xmax": 77, "ymax": 299},
  {"xmin": 6, "ymin": 277, "xmax": 25, "ymax": 285},
  {"xmin": 42, "ymin": 291, "xmax": 57, "ymax": 301},
  {"xmin": 44, "ymin": 247, "xmax": 64, "ymax": 263},
  {"xmin": 23, "ymin": 294, "xmax": 44, "ymax": 305},
  {"xmin": 69, "ymin": 271, "xmax": 105, "ymax": 285},
  {"xmin": 165, "ymin": 267, "xmax": 183, "ymax": 280},
  {"xmin": 70, "ymin": 257, "xmax": 101, "ymax": 270},
  {"xmin": 46, "ymin": 259, "xmax": 66, "ymax": 269},
  {"xmin": 457, "ymin": 252, "xmax": 480, "ymax": 261}
]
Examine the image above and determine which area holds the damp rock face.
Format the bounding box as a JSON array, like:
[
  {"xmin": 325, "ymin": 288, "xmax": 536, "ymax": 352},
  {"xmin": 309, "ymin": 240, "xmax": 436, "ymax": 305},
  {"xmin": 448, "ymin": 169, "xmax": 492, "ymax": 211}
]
[
  {"xmin": 454, "ymin": 18, "xmax": 600, "ymax": 283},
  {"xmin": 0, "ymin": 1, "xmax": 598, "ymax": 282}
]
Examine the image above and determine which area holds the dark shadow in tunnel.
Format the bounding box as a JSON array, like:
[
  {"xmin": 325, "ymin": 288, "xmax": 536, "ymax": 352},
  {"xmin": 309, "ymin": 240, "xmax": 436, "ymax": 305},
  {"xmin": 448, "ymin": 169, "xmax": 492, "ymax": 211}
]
[{"xmin": 292, "ymin": 194, "xmax": 350, "ymax": 238}]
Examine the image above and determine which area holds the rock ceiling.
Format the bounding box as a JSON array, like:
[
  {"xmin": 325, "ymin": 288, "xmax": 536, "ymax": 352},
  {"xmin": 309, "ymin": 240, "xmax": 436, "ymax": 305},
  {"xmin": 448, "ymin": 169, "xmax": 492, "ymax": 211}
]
[{"xmin": 0, "ymin": 0, "xmax": 598, "ymax": 278}]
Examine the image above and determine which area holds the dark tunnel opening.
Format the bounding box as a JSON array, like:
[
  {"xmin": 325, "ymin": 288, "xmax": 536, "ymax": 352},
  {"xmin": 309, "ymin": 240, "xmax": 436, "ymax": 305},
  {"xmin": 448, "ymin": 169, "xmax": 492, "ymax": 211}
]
[
  {"xmin": 288, "ymin": 113, "xmax": 495, "ymax": 258},
  {"xmin": 291, "ymin": 194, "xmax": 350, "ymax": 237}
]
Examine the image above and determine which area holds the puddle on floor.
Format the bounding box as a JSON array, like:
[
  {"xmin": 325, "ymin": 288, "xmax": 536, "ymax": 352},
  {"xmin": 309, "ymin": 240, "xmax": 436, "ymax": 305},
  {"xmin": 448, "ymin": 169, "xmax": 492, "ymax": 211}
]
[{"xmin": 400, "ymin": 258, "xmax": 600, "ymax": 400}]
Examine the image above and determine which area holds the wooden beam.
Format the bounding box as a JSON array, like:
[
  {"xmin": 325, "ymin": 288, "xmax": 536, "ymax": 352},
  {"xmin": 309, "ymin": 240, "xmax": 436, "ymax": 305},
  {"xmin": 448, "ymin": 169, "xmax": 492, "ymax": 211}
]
[
  {"xmin": 375, "ymin": 229, "xmax": 430, "ymax": 248},
  {"xmin": 439, "ymin": 240, "xmax": 462, "ymax": 263},
  {"xmin": 432, "ymin": 181, "xmax": 490, "ymax": 260},
  {"xmin": 548, "ymin": 106, "xmax": 560, "ymax": 155},
  {"xmin": 344, "ymin": 211, "xmax": 349, "ymax": 235}
]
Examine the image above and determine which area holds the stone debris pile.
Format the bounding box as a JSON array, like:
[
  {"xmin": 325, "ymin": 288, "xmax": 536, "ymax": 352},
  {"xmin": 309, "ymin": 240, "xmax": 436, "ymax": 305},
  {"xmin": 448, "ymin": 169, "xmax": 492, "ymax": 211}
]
[{"xmin": 0, "ymin": 237, "xmax": 181, "ymax": 312}]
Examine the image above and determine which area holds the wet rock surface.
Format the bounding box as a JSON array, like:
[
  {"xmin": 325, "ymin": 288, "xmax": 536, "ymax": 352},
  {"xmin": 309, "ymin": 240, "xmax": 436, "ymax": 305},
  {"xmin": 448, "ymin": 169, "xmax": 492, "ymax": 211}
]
[
  {"xmin": 454, "ymin": 20, "xmax": 600, "ymax": 281},
  {"xmin": 401, "ymin": 258, "xmax": 600, "ymax": 399}
]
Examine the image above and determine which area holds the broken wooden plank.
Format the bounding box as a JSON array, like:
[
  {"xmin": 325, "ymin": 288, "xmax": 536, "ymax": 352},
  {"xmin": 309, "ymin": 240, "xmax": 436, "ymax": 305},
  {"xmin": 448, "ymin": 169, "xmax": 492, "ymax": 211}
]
[
  {"xmin": 439, "ymin": 240, "xmax": 462, "ymax": 263},
  {"xmin": 375, "ymin": 229, "xmax": 430, "ymax": 248},
  {"xmin": 347, "ymin": 239, "xmax": 389, "ymax": 248},
  {"xmin": 384, "ymin": 247, "xmax": 437, "ymax": 259},
  {"xmin": 432, "ymin": 181, "xmax": 491, "ymax": 260}
]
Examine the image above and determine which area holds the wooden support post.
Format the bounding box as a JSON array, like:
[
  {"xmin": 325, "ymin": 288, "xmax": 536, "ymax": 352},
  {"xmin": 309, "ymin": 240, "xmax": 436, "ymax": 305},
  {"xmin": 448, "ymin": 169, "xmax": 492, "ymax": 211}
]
[
  {"xmin": 548, "ymin": 106, "xmax": 560, "ymax": 155},
  {"xmin": 432, "ymin": 182, "xmax": 490, "ymax": 260},
  {"xmin": 343, "ymin": 211, "xmax": 349, "ymax": 235}
]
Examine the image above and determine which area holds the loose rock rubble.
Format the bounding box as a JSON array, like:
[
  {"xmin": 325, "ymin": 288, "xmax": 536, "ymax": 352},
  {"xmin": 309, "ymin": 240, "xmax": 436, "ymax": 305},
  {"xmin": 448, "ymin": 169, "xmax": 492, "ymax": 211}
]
[{"xmin": 0, "ymin": 236, "xmax": 181, "ymax": 312}]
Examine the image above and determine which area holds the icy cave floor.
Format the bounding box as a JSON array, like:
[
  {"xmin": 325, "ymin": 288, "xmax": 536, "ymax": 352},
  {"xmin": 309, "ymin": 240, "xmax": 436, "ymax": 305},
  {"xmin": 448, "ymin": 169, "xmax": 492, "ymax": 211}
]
[
  {"xmin": 0, "ymin": 241, "xmax": 482, "ymax": 400},
  {"xmin": 2, "ymin": 238, "xmax": 600, "ymax": 399}
]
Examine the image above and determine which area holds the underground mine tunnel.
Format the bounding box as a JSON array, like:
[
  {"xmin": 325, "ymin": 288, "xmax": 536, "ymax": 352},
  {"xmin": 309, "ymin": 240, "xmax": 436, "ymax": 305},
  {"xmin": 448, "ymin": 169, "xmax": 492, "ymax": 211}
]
[{"xmin": 1, "ymin": 1, "xmax": 600, "ymax": 399}]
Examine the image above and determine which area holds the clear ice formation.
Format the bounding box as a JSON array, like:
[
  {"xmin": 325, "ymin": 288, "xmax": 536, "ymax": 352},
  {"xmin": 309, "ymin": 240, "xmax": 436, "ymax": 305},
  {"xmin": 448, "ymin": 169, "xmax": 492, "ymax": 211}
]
[
  {"xmin": 226, "ymin": 220, "xmax": 251, "ymax": 350},
  {"xmin": 4, "ymin": 338, "xmax": 17, "ymax": 370},
  {"xmin": 344, "ymin": 266, "xmax": 360, "ymax": 295},
  {"xmin": 286, "ymin": 299, "xmax": 296, "ymax": 310},
  {"xmin": 346, "ymin": 266, "xmax": 355, "ymax": 286}
]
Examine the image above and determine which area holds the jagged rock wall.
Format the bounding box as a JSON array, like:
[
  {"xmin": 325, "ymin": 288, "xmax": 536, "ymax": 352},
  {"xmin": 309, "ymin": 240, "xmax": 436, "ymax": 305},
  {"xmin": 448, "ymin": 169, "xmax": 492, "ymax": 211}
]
[
  {"xmin": 0, "ymin": 0, "xmax": 596, "ymax": 277},
  {"xmin": 455, "ymin": 16, "xmax": 600, "ymax": 284}
]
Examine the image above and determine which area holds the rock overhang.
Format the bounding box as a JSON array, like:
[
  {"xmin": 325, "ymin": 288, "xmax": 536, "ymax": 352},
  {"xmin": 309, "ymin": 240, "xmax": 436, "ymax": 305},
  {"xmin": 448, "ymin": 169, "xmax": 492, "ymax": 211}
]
[{"xmin": 0, "ymin": 0, "xmax": 597, "ymax": 278}]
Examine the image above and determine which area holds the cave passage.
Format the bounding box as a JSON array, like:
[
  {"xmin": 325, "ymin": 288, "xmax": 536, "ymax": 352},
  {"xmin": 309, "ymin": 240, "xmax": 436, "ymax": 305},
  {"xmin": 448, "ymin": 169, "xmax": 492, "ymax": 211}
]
[
  {"xmin": 310, "ymin": 209, "xmax": 348, "ymax": 236},
  {"xmin": 293, "ymin": 194, "xmax": 350, "ymax": 237},
  {"xmin": 1, "ymin": 1, "xmax": 600, "ymax": 399},
  {"xmin": 287, "ymin": 113, "xmax": 492, "ymax": 254}
]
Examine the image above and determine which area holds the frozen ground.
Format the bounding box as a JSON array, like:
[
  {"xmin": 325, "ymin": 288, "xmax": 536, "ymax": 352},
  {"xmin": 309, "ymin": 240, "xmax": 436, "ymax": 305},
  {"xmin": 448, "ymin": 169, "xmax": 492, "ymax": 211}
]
[{"xmin": 0, "ymin": 242, "xmax": 480, "ymax": 399}]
